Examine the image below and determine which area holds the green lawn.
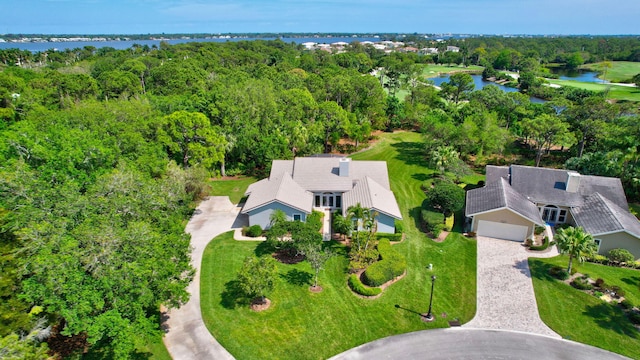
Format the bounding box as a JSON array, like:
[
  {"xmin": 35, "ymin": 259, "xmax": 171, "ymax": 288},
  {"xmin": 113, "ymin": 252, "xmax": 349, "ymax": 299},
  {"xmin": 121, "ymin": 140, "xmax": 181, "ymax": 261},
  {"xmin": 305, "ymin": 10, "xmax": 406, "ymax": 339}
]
[
  {"xmin": 200, "ymin": 131, "xmax": 477, "ymax": 360},
  {"xmin": 530, "ymin": 256, "xmax": 640, "ymax": 359},
  {"xmin": 208, "ymin": 176, "xmax": 257, "ymax": 204},
  {"xmin": 421, "ymin": 64, "xmax": 484, "ymax": 78},
  {"xmin": 581, "ymin": 61, "xmax": 640, "ymax": 83},
  {"xmin": 545, "ymin": 79, "xmax": 640, "ymax": 102}
]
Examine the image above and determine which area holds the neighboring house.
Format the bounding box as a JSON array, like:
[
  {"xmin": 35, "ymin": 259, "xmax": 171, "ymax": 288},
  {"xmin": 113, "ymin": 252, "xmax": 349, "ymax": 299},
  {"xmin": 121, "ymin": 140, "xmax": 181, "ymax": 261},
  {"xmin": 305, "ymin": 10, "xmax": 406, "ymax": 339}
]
[
  {"xmin": 242, "ymin": 157, "xmax": 402, "ymax": 233},
  {"xmin": 466, "ymin": 165, "xmax": 640, "ymax": 258}
]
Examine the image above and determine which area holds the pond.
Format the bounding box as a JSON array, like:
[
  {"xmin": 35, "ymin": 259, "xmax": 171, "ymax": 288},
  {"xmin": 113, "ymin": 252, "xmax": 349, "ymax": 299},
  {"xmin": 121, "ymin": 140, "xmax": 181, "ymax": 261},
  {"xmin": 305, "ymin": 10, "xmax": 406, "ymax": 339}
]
[
  {"xmin": 428, "ymin": 74, "xmax": 546, "ymax": 103},
  {"xmin": 548, "ymin": 68, "xmax": 606, "ymax": 83}
]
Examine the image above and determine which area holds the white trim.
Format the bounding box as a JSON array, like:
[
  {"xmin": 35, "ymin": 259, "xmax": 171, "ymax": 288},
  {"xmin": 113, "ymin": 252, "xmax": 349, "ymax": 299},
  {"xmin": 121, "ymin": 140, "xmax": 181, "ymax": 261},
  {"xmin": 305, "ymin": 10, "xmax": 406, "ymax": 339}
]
[
  {"xmin": 292, "ymin": 213, "xmax": 302, "ymax": 221},
  {"xmin": 590, "ymin": 229, "xmax": 640, "ymax": 238},
  {"xmin": 242, "ymin": 199, "xmax": 312, "ymax": 215},
  {"xmin": 594, "ymin": 238, "xmax": 602, "ymax": 252}
]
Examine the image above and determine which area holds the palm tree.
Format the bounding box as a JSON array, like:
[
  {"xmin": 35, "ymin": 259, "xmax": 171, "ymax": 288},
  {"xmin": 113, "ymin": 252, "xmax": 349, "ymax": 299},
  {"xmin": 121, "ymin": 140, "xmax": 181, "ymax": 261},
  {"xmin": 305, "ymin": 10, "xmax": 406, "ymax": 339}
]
[
  {"xmin": 431, "ymin": 145, "xmax": 459, "ymax": 175},
  {"xmin": 554, "ymin": 226, "xmax": 598, "ymax": 273}
]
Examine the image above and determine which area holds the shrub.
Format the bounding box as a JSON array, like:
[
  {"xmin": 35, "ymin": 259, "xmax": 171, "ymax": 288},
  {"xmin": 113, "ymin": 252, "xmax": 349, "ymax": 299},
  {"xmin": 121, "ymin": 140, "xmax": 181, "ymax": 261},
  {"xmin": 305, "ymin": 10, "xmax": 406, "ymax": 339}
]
[
  {"xmin": 549, "ymin": 266, "xmax": 569, "ymax": 280},
  {"xmin": 348, "ymin": 274, "xmax": 382, "ymax": 296},
  {"xmin": 362, "ymin": 239, "xmax": 406, "ymax": 287},
  {"xmin": 534, "ymin": 225, "xmax": 545, "ymax": 235},
  {"xmin": 608, "ymin": 248, "xmax": 635, "ymax": 264},
  {"xmin": 394, "ymin": 220, "xmax": 405, "ymax": 234},
  {"xmin": 306, "ymin": 210, "xmax": 324, "ymax": 232},
  {"xmin": 376, "ymin": 233, "xmax": 403, "ymax": 242},
  {"xmin": 571, "ymin": 277, "xmax": 593, "ymax": 290},
  {"xmin": 529, "ymin": 236, "xmax": 550, "ymax": 251},
  {"xmin": 595, "ymin": 278, "xmax": 606, "ymax": 288},
  {"xmin": 620, "ymin": 299, "xmax": 635, "ymax": 310},
  {"xmin": 246, "ymin": 224, "xmax": 263, "ymax": 237},
  {"xmin": 587, "ymin": 254, "xmax": 609, "ymax": 265},
  {"xmin": 628, "ymin": 311, "xmax": 640, "ymax": 325},
  {"xmin": 594, "ymin": 291, "xmax": 604, "ymax": 298},
  {"xmin": 608, "ymin": 285, "xmax": 626, "ymax": 297}
]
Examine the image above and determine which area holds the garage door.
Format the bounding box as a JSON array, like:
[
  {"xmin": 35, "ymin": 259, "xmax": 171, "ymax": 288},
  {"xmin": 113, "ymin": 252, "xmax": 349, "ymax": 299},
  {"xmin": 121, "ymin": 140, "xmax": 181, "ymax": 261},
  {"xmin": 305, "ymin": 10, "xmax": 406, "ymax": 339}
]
[{"xmin": 477, "ymin": 220, "xmax": 528, "ymax": 242}]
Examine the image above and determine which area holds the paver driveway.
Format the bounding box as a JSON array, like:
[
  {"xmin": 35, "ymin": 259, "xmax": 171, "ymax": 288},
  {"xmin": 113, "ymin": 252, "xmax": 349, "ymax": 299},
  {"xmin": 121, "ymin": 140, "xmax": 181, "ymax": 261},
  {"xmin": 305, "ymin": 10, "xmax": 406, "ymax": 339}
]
[
  {"xmin": 463, "ymin": 236, "xmax": 560, "ymax": 337},
  {"xmin": 163, "ymin": 197, "xmax": 240, "ymax": 360}
]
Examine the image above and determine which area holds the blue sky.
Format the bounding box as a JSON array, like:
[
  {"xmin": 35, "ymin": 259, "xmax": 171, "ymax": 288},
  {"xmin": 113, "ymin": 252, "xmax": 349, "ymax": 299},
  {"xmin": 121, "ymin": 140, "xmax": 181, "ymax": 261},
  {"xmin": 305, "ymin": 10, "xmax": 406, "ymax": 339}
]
[{"xmin": 4, "ymin": 0, "xmax": 639, "ymax": 35}]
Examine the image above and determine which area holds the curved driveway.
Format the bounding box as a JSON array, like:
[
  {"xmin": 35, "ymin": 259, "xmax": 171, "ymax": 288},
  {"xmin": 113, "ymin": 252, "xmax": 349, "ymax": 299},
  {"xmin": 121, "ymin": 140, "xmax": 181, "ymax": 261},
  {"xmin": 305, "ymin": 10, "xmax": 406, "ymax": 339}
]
[
  {"xmin": 330, "ymin": 328, "xmax": 630, "ymax": 360},
  {"xmin": 163, "ymin": 197, "xmax": 240, "ymax": 360}
]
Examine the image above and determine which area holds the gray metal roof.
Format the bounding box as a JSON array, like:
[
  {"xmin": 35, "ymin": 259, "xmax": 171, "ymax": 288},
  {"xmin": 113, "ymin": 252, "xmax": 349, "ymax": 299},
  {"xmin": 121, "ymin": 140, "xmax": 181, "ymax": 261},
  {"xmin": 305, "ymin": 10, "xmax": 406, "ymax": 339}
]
[
  {"xmin": 291, "ymin": 157, "xmax": 391, "ymax": 192},
  {"xmin": 508, "ymin": 165, "xmax": 628, "ymax": 209},
  {"xmin": 466, "ymin": 177, "xmax": 544, "ymax": 225},
  {"xmin": 241, "ymin": 172, "xmax": 313, "ymax": 214},
  {"xmin": 485, "ymin": 165, "xmax": 510, "ymax": 184},
  {"xmin": 343, "ymin": 177, "xmax": 402, "ymax": 219},
  {"xmin": 269, "ymin": 160, "xmax": 294, "ymax": 179},
  {"xmin": 572, "ymin": 193, "xmax": 640, "ymax": 237}
]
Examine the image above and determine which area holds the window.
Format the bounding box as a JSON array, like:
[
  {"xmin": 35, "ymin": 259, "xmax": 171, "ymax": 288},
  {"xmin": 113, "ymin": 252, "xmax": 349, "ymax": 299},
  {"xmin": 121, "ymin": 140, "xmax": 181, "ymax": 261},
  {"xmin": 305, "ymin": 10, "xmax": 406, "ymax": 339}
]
[
  {"xmin": 558, "ymin": 210, "xmax": 567, "ymax": 223},
  {"xmin": 594, "ymin": 239, "xmax": 601, "ymax": 252},
  {"xmin": 293, "ymin": 214, "xmax": 302, "ymax": 221},
  {"xmin": 336, "ymin": 195, "xmax": 342, "ymax": 208},
  {"xmin": 315, "ymin": 195, "xmax": 320, "ymax": 207}
]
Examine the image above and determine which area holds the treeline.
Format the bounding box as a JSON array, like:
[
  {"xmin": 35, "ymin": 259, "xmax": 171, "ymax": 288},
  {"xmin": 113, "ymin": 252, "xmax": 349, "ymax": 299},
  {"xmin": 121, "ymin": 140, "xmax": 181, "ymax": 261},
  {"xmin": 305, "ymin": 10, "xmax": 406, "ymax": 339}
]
[{"xmin": 1, "ymin": 37, "xmax": 639, "ymax": 358}]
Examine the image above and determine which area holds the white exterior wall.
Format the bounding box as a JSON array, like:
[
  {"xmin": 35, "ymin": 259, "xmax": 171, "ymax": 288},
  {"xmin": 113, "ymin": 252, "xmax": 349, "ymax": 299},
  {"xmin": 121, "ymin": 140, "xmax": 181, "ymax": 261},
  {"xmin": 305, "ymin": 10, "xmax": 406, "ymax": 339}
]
[{"xmin": 247, "ymin": 202, "xmax": 308, "ymax": 229}]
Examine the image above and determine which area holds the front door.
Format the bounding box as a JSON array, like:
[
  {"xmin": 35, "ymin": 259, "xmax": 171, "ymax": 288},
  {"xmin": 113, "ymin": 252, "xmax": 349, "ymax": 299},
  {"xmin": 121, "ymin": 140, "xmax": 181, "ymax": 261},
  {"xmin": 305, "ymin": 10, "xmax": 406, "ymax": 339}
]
[{"xmin": 542, "ymin": 207, "xmax": 558, "ymax": 223}]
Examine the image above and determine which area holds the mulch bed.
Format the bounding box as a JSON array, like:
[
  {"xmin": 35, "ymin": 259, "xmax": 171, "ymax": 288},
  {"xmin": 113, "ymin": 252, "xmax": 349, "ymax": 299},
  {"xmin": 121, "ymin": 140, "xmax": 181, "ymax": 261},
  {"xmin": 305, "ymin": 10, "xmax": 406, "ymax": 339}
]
[
  {"xmin": 309, "ymin": 285, "xmax": 323, "ymax": 293},
  {"xmin": 46, "ymin": 322, "xmax": 89, "ymax": 358},
  {"xmin": 272, "ymin": 249, "xmax": 305, "ymax": 264},
  {"xmin": 250, "ymin": 298, "xmax": 272, "ymax": 312},
  {"xmin": 433, "ymin": 231, "xmax": 449, "ymax": 243}
]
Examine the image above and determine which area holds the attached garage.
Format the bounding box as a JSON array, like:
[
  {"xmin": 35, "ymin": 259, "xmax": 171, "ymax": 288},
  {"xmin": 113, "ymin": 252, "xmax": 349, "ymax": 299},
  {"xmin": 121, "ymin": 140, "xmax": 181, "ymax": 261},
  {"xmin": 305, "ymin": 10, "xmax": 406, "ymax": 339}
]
[{"xmin": 476, "ymin": 220, "xmax": 529, "ymax": 242}]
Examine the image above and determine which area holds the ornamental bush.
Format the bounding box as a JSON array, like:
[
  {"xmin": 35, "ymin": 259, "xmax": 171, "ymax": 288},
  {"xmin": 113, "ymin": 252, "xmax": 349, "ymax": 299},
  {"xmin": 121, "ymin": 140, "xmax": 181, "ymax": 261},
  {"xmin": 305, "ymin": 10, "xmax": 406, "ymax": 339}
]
[
  {"xmin": 362, "ymin": 239, "xmax": 406, "ymax": 287},
  {"xmin": 246, "ymin": 224, "xmax": 263, "ymax": 237},
  {"xmin": 529, "ymin": 236, "xmax": 549, "ymax": 251},
  {"xmin": 607, "ymin": 248, "xmax": 635, "ymax": 264},
  {"xmin": 549, "ymin": 265, "xmax": 569, "ymax": 280},
  {"xmin": 571, "ymin": 276, "xmax": 593, "ymax": 290},
  {"xmin": 348, "ymin": 274, "xmax": 381, "ymax": 296}
]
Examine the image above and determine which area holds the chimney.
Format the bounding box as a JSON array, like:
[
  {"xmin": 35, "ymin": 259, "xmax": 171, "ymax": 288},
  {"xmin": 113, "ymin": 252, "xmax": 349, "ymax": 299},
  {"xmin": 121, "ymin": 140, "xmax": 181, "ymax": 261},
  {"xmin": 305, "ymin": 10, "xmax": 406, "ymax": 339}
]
[
  {"xmin": 566, "ymin": 171, "xmax": 581, "ymax": 193},
  {"xmin": 339, "ymin": 158, "xmax": 350, "ymax": 177}
]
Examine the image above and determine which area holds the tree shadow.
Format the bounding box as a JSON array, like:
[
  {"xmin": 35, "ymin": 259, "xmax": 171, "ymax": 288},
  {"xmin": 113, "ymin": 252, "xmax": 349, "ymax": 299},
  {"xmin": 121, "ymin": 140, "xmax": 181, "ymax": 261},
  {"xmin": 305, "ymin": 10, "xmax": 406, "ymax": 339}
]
[
  {"xmin": 220, "ymin": 280, "xmax": 250, "ymax": 309},
  {"xmin": 528, "ymin": 259, "xmax": 555, "ymax": 281},
  {"xmin": 392, "ymin": 141, "xmax": 429, "ymax": 167},
  {"xmin": 280, "ymin": 269, "xmax": 313, "ymax": 286},
  {"xmin": 621, "ymin": 276, "xmax": 640, "ymax": 287},
  {"xmin": 411, "ymin": 173, "xmax": 431, "ymax": 182},
  {"xmin": 513, "ymin": 259, "xmax": 531, "ymax": 278},
  {"xmin": 583, "ymin": 302, "xmax": 638, "ymax": 338},
  {"xmin": 254, "ymin": 241, "xmax": 275, "ymax": 257},
  {"xmin": 409, "ymin": 206, "xmax": 424, "ymax": 233}
]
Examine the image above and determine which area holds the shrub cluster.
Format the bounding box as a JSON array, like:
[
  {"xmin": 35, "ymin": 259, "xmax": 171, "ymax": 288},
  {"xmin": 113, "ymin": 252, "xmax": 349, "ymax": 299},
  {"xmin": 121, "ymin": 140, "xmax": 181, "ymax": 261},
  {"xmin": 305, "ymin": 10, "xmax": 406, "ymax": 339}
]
[
  {"xmin": 421, "ymin": 209, "xmax": 444, "ymax": 237},
  {"xmin": 620, "ymin": 299, "xmax": 635, "ymax": 310},
  {"xmin": 534, "ymin": 225, "xmax": 545, "ymax": 235},
  {"xmin": 571, "ymin": 276, "xmax": 592, "ymax": 290},
  {"xmin": 549, "ymin": 266, "xmax": 569, "ymax": 280},
  {"xmin": 628, "ymin": 311, "xmax": 640, "ymax": 325},
  {"xmin": 348, "ymin": 274, "xmax": 381, "ymax": 296},
  {"xmin": 587, "ymin": 254, "xmax": 609, "ymax": 265},
  {"xmin": 306, "ymin": 210, "xmax": 324, "ymax": 232},
  {"xmin": 376, "ymin": 233, "xmax": 403, "ymax": 242},
  {"xmin": 607, "ymin": 248, "xmax": 635, "ymax": 264},
  {"xmin": 394, "ymin": 220, "xmax": 405, "ymax": 234},
  {"xmin": 529, "ymin": 236, "xmax": 550, "ymax": 251},
  {"xmin": 362, "ymin": 239, "xmax": 406, "ymax": 287},
  {"xmin": 245, "ymin": 225, "xmax": 263, "ymax": 237}
]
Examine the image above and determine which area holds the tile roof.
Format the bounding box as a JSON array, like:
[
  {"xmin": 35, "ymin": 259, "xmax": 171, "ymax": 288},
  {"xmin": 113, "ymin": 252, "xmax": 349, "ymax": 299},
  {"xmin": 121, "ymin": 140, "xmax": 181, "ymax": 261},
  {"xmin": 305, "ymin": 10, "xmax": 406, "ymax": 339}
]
[
  {"xmin": 242, "ymin": 172, "xmax": 313, "ymax": 214},
  {"xmin": 466, "ymin": 177, "xmax": 544, "ymax": 225},
  {"xmin": 572, "ymin": 193, "xmax": 640, "ymax": 237},
  {"xmin": 343, "ymin": 177, "xmax": 402, "ymax": 219}
]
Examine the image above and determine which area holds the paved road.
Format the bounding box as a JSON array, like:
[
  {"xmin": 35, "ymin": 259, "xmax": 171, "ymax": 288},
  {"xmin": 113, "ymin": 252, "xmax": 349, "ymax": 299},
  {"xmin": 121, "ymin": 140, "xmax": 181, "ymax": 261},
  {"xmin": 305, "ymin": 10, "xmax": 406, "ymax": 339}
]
[
  {"xmin": 330, "ymin": 328, "xmax": 630, "ymax": 360},
  {"xmin": 463, "ymin": 236, "xmax": 560, "ymax": 337},
  {"xmin": 163, "ymin": 197, "xmax": 240, "ymax": 360}
]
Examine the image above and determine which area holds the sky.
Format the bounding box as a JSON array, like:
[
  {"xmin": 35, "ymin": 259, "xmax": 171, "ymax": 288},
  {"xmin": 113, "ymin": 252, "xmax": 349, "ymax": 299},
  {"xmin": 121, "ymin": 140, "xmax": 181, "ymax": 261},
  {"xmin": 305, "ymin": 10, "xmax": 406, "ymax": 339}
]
[{"xmin": 4, "ymin": 0, "xmax": 639, "ymax": 35}]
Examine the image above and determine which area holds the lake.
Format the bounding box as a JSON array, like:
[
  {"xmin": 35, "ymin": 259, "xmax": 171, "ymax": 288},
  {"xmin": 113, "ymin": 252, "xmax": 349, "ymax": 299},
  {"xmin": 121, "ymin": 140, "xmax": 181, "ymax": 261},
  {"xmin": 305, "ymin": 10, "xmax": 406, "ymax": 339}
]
[
  {"xmin": 549, "ymin": 68, "xmax": 606, "ymax": 83},
  {"xmin": 0, "ymin": 36, "xmax": 380, "ymax": 52},
  {"xmin": 428, "ymin": 74, "xmax": 546, "ymax": 103}
]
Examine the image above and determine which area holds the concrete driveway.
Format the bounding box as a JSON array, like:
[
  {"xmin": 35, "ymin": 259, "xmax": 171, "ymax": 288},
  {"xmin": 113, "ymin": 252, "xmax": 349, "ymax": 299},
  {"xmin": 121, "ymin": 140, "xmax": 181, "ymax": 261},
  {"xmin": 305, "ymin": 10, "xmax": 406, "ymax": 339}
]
[
  {"xmin": 163, "ymin": 197, "xmax": 241, "ymax": 360},
  {"xmin": 330, "ymin": 328, "xmax": 630, "ymax": 360},
  {"xmin": 463, "ymin": 236, "xmax": 560, "ymax": 337}
]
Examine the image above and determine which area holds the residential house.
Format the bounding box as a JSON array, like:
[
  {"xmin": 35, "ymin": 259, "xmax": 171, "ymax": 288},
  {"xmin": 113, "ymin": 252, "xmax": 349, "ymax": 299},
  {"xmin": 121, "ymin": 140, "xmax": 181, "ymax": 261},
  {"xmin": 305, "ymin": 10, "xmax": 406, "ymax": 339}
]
[
  {"xmin": 466, "ymin": 165, "xmax": 640, "ymax": 258},
  {"xmin": 242, "ymin": 157, "xmax": 402, "ymax": 233}
]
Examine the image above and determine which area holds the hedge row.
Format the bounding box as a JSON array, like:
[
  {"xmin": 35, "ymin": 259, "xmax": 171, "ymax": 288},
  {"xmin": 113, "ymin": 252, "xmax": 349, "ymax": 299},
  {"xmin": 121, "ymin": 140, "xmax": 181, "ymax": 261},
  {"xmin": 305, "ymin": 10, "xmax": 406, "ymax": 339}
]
[
  {"xmin": 421, "ymin": 209, "xmax": 445, "ymax": 237},
  {"xmin": 348, "ymin": 274, "xmax": 382, "ymax": 296},
  {"xmin": 376, "ymin": 233, "xmax": 402, "ymax": 242},
  {"xmin": 529, "ymin": 236, "xmax": 549, "ymax": 251},
  {"xmin": 362, "ymin": 239, "xmax": 406, "ymax": 287}
]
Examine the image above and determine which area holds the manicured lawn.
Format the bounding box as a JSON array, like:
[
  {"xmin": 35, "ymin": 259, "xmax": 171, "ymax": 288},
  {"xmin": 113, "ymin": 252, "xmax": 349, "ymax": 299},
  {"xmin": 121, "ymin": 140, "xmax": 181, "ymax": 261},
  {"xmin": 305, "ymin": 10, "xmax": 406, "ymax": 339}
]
[
  {"xmin": 208, "ymin": 176, "xmax": 257, "ymax": 204},
  {"xmin": 581, "ymin": 61, "xmax": 640, "ymax": 83},
  {"xmin": 545, "ymin": 79, "xmax": 640, "ymax": 102},
  {"xmin": 200, "ymin": 131, "xmax": 477, "ymax": 360},
  {"xmin": 530, "ymin": 256, "xmax": 640, "ymax": 359},
  {"xmin": 421, "ymin": 64, "xmax": 484, "ymax": 78}
]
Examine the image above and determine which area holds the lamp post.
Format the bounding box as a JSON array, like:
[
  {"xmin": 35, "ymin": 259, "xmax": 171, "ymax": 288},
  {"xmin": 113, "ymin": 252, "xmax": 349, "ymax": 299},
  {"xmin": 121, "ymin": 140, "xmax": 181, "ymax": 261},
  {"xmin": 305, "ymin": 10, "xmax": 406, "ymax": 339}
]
[{"xmin": 422, "ymin": 275, "xmax": 436, "ymax": 322}]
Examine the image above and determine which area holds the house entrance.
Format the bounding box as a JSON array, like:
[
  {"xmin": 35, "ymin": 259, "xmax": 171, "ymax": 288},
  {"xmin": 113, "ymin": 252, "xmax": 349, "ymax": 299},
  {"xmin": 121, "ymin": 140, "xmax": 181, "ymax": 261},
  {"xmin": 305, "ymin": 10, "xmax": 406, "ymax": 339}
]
[{"xmin": 315, "ymin": 192, "xmax": 342, "ymax": 209}]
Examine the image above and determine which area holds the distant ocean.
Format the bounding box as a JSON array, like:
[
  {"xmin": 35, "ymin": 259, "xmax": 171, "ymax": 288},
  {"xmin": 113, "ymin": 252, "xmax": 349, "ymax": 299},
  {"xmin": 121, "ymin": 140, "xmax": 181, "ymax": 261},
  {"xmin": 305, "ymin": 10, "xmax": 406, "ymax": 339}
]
[{"xmin": 0, "ymin": 36, "xmax": 382, "ymax": 52}]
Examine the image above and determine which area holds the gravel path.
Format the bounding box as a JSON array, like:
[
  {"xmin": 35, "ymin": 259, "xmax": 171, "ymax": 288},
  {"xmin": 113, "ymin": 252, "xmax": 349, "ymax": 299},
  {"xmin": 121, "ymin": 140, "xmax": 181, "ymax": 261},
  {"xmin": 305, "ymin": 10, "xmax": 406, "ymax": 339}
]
[
  {"xmin": 163, "ymin": 197, "xmax": 241, "ymax": 360},
  {"xmin": 463, "ymin": 236, "xmax": 561, "ymax": 338}
]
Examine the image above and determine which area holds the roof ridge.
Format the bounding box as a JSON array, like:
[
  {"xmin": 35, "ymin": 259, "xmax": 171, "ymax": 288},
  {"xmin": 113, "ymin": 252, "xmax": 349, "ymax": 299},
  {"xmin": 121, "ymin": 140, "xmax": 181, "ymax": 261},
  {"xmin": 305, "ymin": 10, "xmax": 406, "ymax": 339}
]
[{"xmin": 593, "ymin": 192, "xmax": 626, "ymax": 231}]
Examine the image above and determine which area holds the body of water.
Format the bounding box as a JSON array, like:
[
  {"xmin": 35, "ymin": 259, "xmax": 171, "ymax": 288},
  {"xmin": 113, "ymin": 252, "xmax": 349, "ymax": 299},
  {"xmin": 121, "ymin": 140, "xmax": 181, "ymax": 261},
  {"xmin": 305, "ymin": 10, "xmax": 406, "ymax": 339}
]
[
  {"xmin": 429, "ymin": 74, "xmax": 546, "ymax": 103},
  {"xmin": 0, "ymin": 36, "xmax": 380, "ymax": 52},
  {"xmin": 549, "ymin": 68, "xmax": 606, "ymax": 83}
]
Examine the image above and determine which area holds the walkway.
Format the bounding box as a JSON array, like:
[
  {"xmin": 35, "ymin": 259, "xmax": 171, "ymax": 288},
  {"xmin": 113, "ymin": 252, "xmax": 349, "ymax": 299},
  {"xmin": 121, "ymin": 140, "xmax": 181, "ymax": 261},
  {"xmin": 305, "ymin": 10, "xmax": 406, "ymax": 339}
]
[
  {"xmin": 463, "ymin": 236, "xmax": 560, "ymax": 337},
  {"xmin": 163, "ymin": 197, "xmax": 241, "ymax": 360}
]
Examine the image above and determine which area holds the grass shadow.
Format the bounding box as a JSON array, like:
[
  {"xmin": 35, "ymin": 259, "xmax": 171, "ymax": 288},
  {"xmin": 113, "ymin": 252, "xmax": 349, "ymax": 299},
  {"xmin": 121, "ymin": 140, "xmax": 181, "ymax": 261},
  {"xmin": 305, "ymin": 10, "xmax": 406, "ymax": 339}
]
[
  {"xmin": 411, "ymin": 173, "xmax": 431, "ymax": 182},
  {"xmin": 254, "ymin": 241, "xmax": 276, "ymax": 257},
  {"xmin": 392, "ymin": 141, "xmax": 429, "ymax": 167},
  {"xmin": 280, "ymin": 269, "xmax": 313, "ymax": 286},
  {"xmin": 620, "ymin": 276, "xmax": 640, "ymax": 287},
  {"xmin": 220, "ymin": 280, "xmax": 250, "ymax": 309},
  {"xmin": 409, "ymin": 206, "xmax": 424, "ymax": 233},
  {"xmin": 582, "ymin": 302, "xmax": 639, "ymax": 338},
  {"xmin": 394, "ymin": 304, "xmax": 424, "ymax": 317},
  {"xmin": 528, "ymin": 259, "xmax": 556, "ymax": 281}
]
